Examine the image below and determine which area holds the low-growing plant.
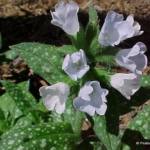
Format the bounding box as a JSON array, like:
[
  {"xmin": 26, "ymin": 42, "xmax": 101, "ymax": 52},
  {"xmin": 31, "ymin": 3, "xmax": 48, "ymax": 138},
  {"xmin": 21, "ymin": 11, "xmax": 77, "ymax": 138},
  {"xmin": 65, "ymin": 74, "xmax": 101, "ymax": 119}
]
[{"xmin": 0, "ymin": 1, "xmax": 150, "ymax": 150}]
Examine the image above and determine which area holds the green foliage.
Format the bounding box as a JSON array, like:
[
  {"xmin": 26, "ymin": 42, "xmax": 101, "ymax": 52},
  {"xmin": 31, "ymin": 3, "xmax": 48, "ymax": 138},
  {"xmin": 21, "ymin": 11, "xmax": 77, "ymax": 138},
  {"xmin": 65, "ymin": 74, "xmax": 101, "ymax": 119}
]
[
  {"xmin": 0, "ymin": 81, "xmax": 50, "ymax": 129},
  {"xmin": 63, "ymin": 95, "xmax": 85, "ymax": 134},
  {"xmin": 9, "ymin": 43, "xmax": 76, "ymax": 84},
  {"xmin": 88, "ymin": 5, "xmax": 98, "ymax": 24},
  {"xmin": 94, "ymin": 67, "xmax": 111, "ymax": 85},
  {"xmin": 70, "ymin": 5, "xmax": 99, "ymax": 56},
  {"xmin": 0, "ymin": 93, "xmax": 22, "ymax": 122},
  {"xmin": 128, "ymin": 105, "xmax": 150, "ymax": 139},
  {"xmin": 1, "ymin": 4, "xmax": 150, "ymax": 150},
  {"xmin": 85, "ymin": 6, "xmax": 99, "ymax": 51},
  {"xmin": 95, "ymin": 46, "xmax": 120, "ymax": 67},
  {"xmin": 2, "ymin": 81, "xmax": 36, "ymax": 114},
  {"xmin": 140, "ymin": 75, "xmax": 150, "ymax": 88},
  {"xmin": 0, "ymin": 81, "xmax": 82, "ymax": 149},
  {"xmin": 72, "ymin": 27, "xmax": 86, "ymax": 50},
  {"xmin": 5, "ymin": 42, "xmax": 90, "ymax": 136},
  {"xmin": 95, "ymin": 55, "xmax": 116, "ymax": 67},
  {"xmin": 0, "ymin": 122, "xmax": 78, "ymax": 150},
  {"xmin": 93, "ymin": 116, "xmax": 122, "ymax": 150},
  {"xmin": 0, "ymin": 108, "xmax": 8, "ymax": 134}
]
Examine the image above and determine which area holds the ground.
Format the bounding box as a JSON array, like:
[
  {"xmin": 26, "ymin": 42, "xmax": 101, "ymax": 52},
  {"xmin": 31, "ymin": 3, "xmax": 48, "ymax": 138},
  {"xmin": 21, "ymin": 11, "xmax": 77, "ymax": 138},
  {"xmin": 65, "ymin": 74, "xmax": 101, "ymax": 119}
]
[{"xmin": 0, "ymin": 0, "xmax": 150, "ymax": 18}]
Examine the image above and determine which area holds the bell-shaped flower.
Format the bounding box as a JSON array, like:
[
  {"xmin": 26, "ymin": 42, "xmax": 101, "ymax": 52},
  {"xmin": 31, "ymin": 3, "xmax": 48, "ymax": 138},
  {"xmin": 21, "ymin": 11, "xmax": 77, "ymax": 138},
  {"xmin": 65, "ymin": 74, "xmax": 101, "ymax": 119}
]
[
  {"xmin": 115, "ymin": 42, "xmax": 148, "ymax": 75},
  {"xmin": 98, "ymin": 11, "xmax": 143, "ymax": 46},
  {"xmin": 51, "ymin": 1, "xmax": 79, "ymax": 35},
  {"xmin": 110, "ymin": 73, "xmax": 141, "ymax": 100},
  {"xmin": 62, "ymin": 49, "xmax": 90, "ymax": 81},
  {"xmin": 73, "ymin": 81, "xmax": 108, "ymax": 116},
  {"xmin": 39, "ymin": 82, "xmax": 70, "ymax": 114}
]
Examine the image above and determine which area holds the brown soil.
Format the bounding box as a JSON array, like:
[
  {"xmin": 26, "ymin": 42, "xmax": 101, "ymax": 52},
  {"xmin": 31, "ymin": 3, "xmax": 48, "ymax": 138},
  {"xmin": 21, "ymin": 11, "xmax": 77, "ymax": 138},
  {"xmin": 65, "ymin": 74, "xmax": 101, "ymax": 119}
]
[{"xmin": 0, "ymin": 0, "xmax": 150, "ymax": 18}]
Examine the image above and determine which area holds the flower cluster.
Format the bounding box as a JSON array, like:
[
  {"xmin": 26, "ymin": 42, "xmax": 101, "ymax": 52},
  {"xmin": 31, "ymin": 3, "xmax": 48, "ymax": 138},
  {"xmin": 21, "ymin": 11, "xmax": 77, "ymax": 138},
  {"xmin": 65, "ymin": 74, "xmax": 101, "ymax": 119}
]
[
  {"xmin": 39, "ymin": 1, "xmax": 148, "ymax": 116},
  {"xmin": 98, "ymin": 11, "xmax": 143, "ymax": 46},
  {"xmin": 110, "ymin": 42, "xmax": 147, "ymax": 99},
  {"xmin": 98, "ymin": 11, "xmax": 147, "ymax": 100}
]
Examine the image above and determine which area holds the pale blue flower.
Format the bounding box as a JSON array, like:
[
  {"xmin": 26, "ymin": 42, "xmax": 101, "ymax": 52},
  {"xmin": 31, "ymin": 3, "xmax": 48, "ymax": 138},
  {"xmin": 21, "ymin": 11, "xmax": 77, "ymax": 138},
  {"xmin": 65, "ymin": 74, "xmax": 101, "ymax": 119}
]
[
  {"xmin": 98, "ymin": 11, "xmax": 143, "ymax": 46},
  {"xmin": 51, "ymin": 1, "xmax": 79, "ymax": 35},
  {"xmin": 110, "ymin": 73, "xmax": 140, "ymax": 100},
  {"xmin": 62, "ymin": 49, "xmax": 90, "ymax": 81},
  {"xmin": 116, "ymin": 42, "xmax": 148, "ymax": 75},
  {"xmin": 73, "ymin": 81, "xmax": 108, "ymax": 116},
  {"xmin": 39, "ymin": 82, "xmax": 70, "ymax": 114}
]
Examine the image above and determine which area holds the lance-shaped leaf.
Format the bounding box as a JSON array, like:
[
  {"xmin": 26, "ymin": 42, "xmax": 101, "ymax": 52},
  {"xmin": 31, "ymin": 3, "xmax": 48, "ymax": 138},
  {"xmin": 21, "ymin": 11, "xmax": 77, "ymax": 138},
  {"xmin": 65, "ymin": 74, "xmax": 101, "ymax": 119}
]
[
  {"xmin": 0, "ymin": 122, "xmax": 78, "ymax": 150},
  {"xmin": 9, "ymin": 42, "xmax": 76, "ymax": 84}
]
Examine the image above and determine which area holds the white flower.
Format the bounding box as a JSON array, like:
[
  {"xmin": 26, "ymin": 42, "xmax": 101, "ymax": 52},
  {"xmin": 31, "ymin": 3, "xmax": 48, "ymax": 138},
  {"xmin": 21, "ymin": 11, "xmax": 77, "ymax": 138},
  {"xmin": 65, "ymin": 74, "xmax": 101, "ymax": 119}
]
[
  {"xmin": 51, "ymin": 1, "xmax": 79, "ymax": 35},
  {"xmin": 110, "ymin": 73, "xmax": 141, "ymax": 100},
  {"xmin": 98, "ymin": 11, "xmax": 143, "ymax": 46},
  {"xmin": 73, "ymin": 81, "xmax": 108, "ymax": 116},
  {"xmin": 39, "ymin": 82, "xmax": 70, "ymax": 114},
  {"xmin": 115, "ymin": 42, "xmax": 148, "ymax": 75},
  {"xmin": 62, "ymin": 49, "xmax": 90, "ymax": 81}
]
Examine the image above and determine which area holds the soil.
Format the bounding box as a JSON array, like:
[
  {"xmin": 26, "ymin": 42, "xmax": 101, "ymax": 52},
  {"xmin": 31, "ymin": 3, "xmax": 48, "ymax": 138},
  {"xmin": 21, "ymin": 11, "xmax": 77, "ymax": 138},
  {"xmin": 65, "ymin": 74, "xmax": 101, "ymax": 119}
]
[{"xmin": 0, "ymin": 0, "xmax": 150, "ymax": 18}]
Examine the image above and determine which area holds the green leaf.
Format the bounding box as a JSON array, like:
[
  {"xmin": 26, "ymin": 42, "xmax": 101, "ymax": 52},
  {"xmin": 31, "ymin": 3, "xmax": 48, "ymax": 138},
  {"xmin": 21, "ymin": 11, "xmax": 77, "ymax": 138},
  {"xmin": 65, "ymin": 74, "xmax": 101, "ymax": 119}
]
[
  {"xmin": 63, "ymin": 95, "xmax": 85, "ymax": 134},
  {"xmin": 0, "ymin": 108, "xmax": 8, "ymax": 134},
  {"xmin": 0, "ymin": 81, "xmax": 42, "ymax": 130},
  {"xmin": 2, "ymin": 81, "xmax": 36, "ymax": 114},
  {"xmin": 95, "ymin": 47, "xmax": 119, "ymax": 66},
  {"xmin": 93, "ymin": 116, "xmax": 122, "ymax": 150},
  {"xmin": 0, "ymin": 81, "xmax": 38, "ymax": 132},
  {"xmin": 0, "ymin": 93, "xmax": 22, "ymax": 121},
  {"xmin": 94, "ymin": 67, "xmax": 112, "ymax": 86},
  {"xmin": 128, "ymin": 105, "xmax": 150, "ymax": 139},
  {"xmin": 9, "ymin": 42, "xmax": 76, "ymax": 84},
  {"xmin": 85, "ymin": 6, "xmax": 99, "ymax": 51},
  {"xmin": 140, "ymin": 75, "xmax": 150, "ymax": 88},
  {"xmin": 95, "ymin": 55, "xmax": 116, "ymax": 66},
  {"xmin": 70, "ymin": 6, "xmax": 99, "ymax": 53},
  {"xmin": 88, "ymin": 5, "xmax": 98, "ymax": 24},
  {"xmin": 92, "ymin": 141, "xmax": 107, "ymax": 150},
  {"xmin": 0, "ymin": 122, "xmax": 78, "ymax": 150},
  {"xmin": 70, "ymin": 27, "xmax": 86, "ymax": 50}
]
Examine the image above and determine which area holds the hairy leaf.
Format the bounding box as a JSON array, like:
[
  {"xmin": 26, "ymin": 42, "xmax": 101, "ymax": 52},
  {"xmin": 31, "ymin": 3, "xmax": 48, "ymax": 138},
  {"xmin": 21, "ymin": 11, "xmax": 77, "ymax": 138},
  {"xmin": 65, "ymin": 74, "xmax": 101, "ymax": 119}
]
[
  {"xmin": 9, "ymin": 42, "xmax": 76, "ymax": 84},
  {"xmin": 0, "ymin": 122, "xmax": 78, "ymax": 150}
]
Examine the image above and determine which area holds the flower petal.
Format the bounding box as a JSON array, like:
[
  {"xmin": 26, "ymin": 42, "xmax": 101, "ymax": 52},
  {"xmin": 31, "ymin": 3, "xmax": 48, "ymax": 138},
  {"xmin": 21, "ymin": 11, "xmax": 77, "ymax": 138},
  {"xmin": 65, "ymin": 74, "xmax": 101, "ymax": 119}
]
[
  {"xmin": 81, "ymin": 105, "xmax": 96, "ymax": 116},
  {"xmin": 96, "ymin": 103, "xmax": 107, "ymax": 115},
  {"xmin": 110, "ymin": 73, "xmax": 141, "ymax": 100},
  {"xmin": 126, "ymin": 15, "xmax": 134, "ymax": 25},
  {"xmin": 55, "ymin": 102, "xmax": 65, "ymax": 114},
  {"xmin": 79, "ymin": 85, "xmax": 93, "ymax": 101},
  {"xmin": 51, "ymin": 1, "xmax": 79, "ymax": 35},
  {"xmin": 43, "ymin": 95, "xmax": 59, "ymax": 111},
  {"xmin": 114, "ymin": 21, "xmax": 135, "ymax": 42},
  {"xmin": 39, "ymin": 82, "xmax": 69, "ymax": 114},
  {"xmin": 62, "ymin": 50, "xmax": 89, "ymax": 81},
  {"xmin": 62, "ymin": 54, "xmax": 70, "ymax": 70},
  {"xmin": 116, "ymin": 42, "xmax": 148, "ymax": 74},
  {"xmin": 74, "ymin": 81, "xmax": 108, "ymax": 116},
  {"xmin": 54, "ymin": 82, "xmax": 70, "ymax": 95},
  {"xmin": 77, "ymin": 66, "xmax": 90, "ymax": 78},
  {"xmin": 98, "ymin": 11, "xmax": 143, "ymax": 46},
  {"xmin": 39, "ymin": 86, "xmax": 55, "ymax": 97},
  {"xmin": 63, "ymin": 1, "xmax": 79, "ymax": 35}
]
